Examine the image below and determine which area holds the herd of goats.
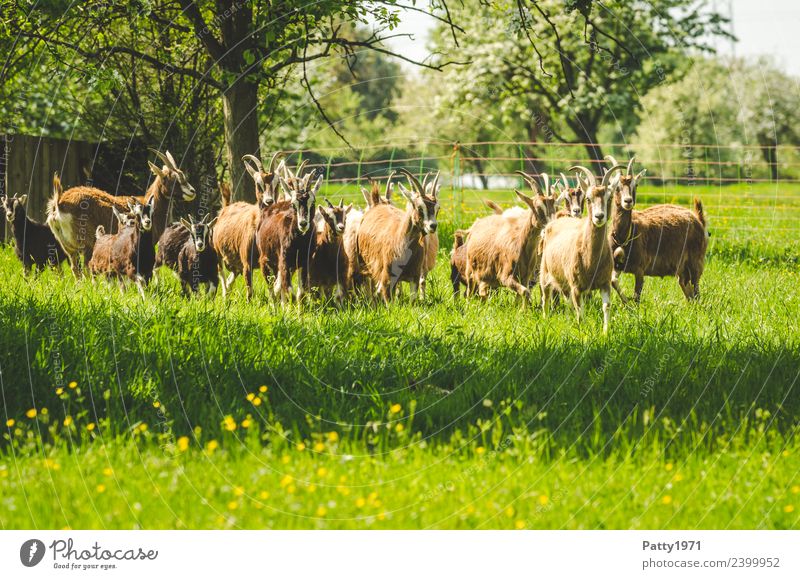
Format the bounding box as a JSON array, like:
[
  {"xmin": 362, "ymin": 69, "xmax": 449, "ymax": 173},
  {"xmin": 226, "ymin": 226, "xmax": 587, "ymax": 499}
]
[{"xmin": 0, "ymin": 149, "xmax": 709, "ymax": 332}]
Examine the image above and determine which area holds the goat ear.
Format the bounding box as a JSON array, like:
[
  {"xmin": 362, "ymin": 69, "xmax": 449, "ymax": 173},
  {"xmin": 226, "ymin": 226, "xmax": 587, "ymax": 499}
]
[
  {"xmin": 208, "ymin": 215, "xmax": 219, "ymax": 228},
  {"xmin": 148, "ymin": 161, "xmax": 166, "ymax": 178},
  {"xmin": 634, "ymin": 169, "xmax": 647, "ymax": 182},
  {"xmin": 311, "ymin": 174, "xmax": 323, "ymax": 196},
  {"xmin": 344, "ymin": 203, "xmax": 353, "ymax": 214},
  {"xmin": 17, "ymin": 194, "xmax": 27, "ymax": 206},
  {"xmin": 514, "ymin": 189, "xmax": 536, "ymax": 211},
  {"xmin": 179, "ymin": 218, "xmax": 191, "ymax": 230}
]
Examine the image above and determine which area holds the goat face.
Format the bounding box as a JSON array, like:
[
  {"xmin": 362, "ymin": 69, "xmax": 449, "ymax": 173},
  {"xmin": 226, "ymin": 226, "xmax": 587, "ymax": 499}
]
[
  {"xmin": 148, "ymin": 149, "xmax": 197, "ymax": 201},
  {"xmin": 129, "ymin": 197, "xmax": 156, "ymax": 231},
  {"xmin": 514, "ymin": 190, "xmax": 554, "ymax": 228},
  {"xmin": 398, "ymin": 175, "xmax": 440, "ymax": 235},
  {"xmin": 284, "ymin": 173, "xmax": 322, "ymax": 235},
  {"xmin": 180, "ymin": 215, "xmax": 217, "ymax": 253},
  {"xmin": 112, "ymin": 207, "xmax": 136, "ymax": 229},
  {"xmin": 320, "ymin": 200, "xmax": 351, "ymax": 236},
  {"xmin": 244, "ymin": 153, "xmax": 284, "ymax": 207},
  {"xmin": 0, "ymin": 193, "xmax": 26, "ymax": 222},
  {"xmin": 557, "ymin": 176, "xmax": 585, "ymax": 218},
  {"xmin": 616, "ymin": 169, "xmax": 646, "ymax": 211}
]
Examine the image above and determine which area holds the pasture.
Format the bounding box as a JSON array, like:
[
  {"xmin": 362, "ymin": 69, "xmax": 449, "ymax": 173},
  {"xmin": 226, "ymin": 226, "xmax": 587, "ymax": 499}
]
[{"xmin": 1, "ymin": 181, "xmax": 799, "ymax": 529}]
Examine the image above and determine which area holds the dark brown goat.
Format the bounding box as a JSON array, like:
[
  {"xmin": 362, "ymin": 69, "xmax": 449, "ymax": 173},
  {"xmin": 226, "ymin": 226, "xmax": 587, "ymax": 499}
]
[
  {"xmin": 309, "ymin": 199, "xmax": 351, "ymax": 303},
  {"xmin": 175, "ymin": 214, "xmax": 219, "ymax": 295},
  {"xmin": 256, "ymin": 164, "xmax": 322, "ymax": 304},
  {"xmin": 1, "ymin": 193, "xmax": 68, "ymax": 273}
]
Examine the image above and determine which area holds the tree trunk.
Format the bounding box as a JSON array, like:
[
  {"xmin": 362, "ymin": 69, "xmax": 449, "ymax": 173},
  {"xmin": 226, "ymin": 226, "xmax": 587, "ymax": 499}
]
[
  {"xmin": 222, "ymin": 78, "xmax": 260, "ymax": 202},
  {"xmin": 572, "ymin": 120, "xmax": 604, "ymax": 172},
  {"xmin": 761, "ymin": 145, "xmax": 778, "ymax": 182}
]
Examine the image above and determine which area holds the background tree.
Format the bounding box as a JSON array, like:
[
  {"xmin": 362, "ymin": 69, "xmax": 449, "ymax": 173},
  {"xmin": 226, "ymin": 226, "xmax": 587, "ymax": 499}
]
[{"xmin": 426, "ymin": 0, "xmax": 730, "ymax": 164}]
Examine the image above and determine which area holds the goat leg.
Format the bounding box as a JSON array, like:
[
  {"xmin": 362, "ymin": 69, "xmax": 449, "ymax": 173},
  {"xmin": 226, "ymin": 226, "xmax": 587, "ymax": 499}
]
[
  {"xmin": 601, "ymin": 287, "xmax": 611, "ymax": 335},
  {"xmin": 633, "ymin": 275, "xmax": 644, "ymax": 303},
  {"xmin": 611, "ymin": 270, "xmax": 629, "ymax": 304}
]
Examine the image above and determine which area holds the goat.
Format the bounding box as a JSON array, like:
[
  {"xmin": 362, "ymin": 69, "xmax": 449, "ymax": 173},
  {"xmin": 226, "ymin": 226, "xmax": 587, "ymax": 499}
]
[
  {"xmin": 461, "ymin": 172, "xmax": 557, "ymax": 305},
  {"xmin": 88, "ymin": 207, "xmax": 136, "ymax": 280},
  {"xmin": 554, "ymin": 172, "xmax": 586, "ymax": 219},
  {"xmin": 212, "ymin": 157, "xmax": 287, "ymax": 300},
  {"xmin": 175, "ymin": 214, "xmax": 220, "ymax": 296},
  {"xmin": 47, "ymin": 150, "xmax": 195, "ymax": 276},
  {"xmin": 87, "ymin": 198, "xmax": 156, "ymax": 297},
  {"xmin": 309, "ymin": 199, "xmax": 351, "ymax": 303},
  {"xmin": 355, "ymin": 169, "xmax": 440, "ymax": 303},
  {"xmin": 256, "ymin": 163, "xmax": 321, "ymax": 304},
  {"xmin": 539, "ymin": 165, "xmax": 621, "ymax": 334},
  {"xmin": 449, "ymin": 228, "xmax": 470, "ymax": 298},
  {"xmin": 604, "ymin": 156, "xmax": 708, "ymax": 302},
  {"xmin": 1, "ymin": 193, "xmax": 68, "ymax": 273}
]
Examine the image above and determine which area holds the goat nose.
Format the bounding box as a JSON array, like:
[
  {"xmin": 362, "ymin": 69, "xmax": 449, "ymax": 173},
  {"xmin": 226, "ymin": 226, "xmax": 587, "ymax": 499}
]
[
  {"xmin": 595, "ymin": 213, "xmax": 605, "ymax": 221},
  {"xmin": 428, "ymin": 222, "xmax": 437, "ymax": 232}
]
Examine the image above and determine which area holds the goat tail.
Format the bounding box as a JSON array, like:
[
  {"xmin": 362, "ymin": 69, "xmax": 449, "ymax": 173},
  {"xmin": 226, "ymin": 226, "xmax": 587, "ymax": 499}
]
[
  {"xmin": 483, "ymin": 199, "xmax": 503, "ymax": 215},
  {"xmin": 693, "ymin": 197, "xmax": 709, "ymax": 236},
  {"xmin": 47, "ymin": 172, "xmax": 63, "ymax": 220},
  {"xmin": 219, "ymin": 182, "xmax": 232, "ymax": 207},
  {"xmin": 452, "ymin": 228, "xmax": 469, "ymax": 251}
]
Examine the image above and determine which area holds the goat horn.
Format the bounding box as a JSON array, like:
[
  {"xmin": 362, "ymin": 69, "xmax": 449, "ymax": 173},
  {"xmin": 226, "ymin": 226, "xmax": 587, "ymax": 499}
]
[
  {"xmin": 324, "ymin": 197, "xmax": 334, "ymax": 209},
  {"xmin": 296, "ymin": 159, "xmax": 309, "ymax": 177},
  {"xmin": 568, "ymin": 166, "xmax": 596, "ymax": 188},
  {"xmin": 398, "ymin": 168, "xmax": 423, "ymax": 193},
  {"xmin": 339, "ymin": 198, "xmax": 344, "ymax": 208},
  {"xmin": 540, "ymin": 173, "xmax": 551, "ymax": 197},
  {"xmin": 165, "ymin": 151, "xmax": 178, "ymax": 170},
  {"xmin": 604, "ymin": 155, "xmax": 620, "ymax": 168},
  {"xmin": 268, "ymin": 151, "xmax": 283, "ymax": 172},
  {"xmin": 626, "ymin": 155, "xmax": 636, "ymax": 176},
  {"xmin": 429, "ymin": 171, "xmax": 441, "ymax": 197},
  {"xmin": 242, "ymin": 154, "xmax": 264, "ymax": 171},
  {"xmin": 601, "ymin": 164, "xmax": 626, "ymax": 186},
  {"xmin": 514, "ymin": 170, "xmax": 541, "ymax": 195},
  {"xmin": 421, "ymin": 172, "xmax": 430, "ymax": 192},
  {"xmin": 148, "ymin": 148, "xmax": 172, "ymax": 169},
  {"xmin": 559, "ymin": 172, "xmax": 570, "ymax": 189},
  {"xmin": 385, "ymin": 171, "xmax": 396, "ymax": 198}
]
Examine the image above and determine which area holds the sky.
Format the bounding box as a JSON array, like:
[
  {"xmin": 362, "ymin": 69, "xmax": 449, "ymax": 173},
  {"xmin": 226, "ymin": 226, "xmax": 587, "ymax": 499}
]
[{"xmin": 383, "ymin": 0, "xmax": 800, "ymax": 77}]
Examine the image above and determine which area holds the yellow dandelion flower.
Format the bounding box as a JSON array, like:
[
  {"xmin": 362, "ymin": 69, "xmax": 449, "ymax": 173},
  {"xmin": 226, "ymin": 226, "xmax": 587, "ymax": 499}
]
[
  {"xmin": 337, "ymin": 485, "xmax": 350, "ymax": 496},
  {"xmin": 316, "ymin": 506, "xmax": 327, "ymax": 517},
  {"xmin": 233, "ymin": 486, "xmax": 245, "ymax": 497},
  {"xmin": 307, "ymin": 484, "xmax": 317, "ymax": 493},
  {"xmin": 326, "ymin": 431, "xmax": 338, "ymax": 442},
  {"xmin": 153, "ymin": 401, "xmax": 161, "ymax": 408},
  {"xmin": 296, "ymin": 442, "xmax": 306, "ymax": 451},
  {"xmin": 662, "ymin": 495, "xmax": 673, "ymax": 505},
  {"xmin": 395, "ymin": 423, "xmax": 404, "ymax": 433},
  {"xmin": 96, "ymin": 484, "xmax": 106, "ymax": 493},
  {"xmin": 222, "ymin": 416, "xmax": 237, "ymax": 431},
  {"xmin": 25, "ymin": 408, "xmax": 37, "ymax": 419},
  {"xmin": 314, "ymin": 442, "xmax": 325, "ymax": 452},
  {"xmin": 281, "ymin": 455, "xmax": 290, "ymax": 465},
  {"xmin": 241, "ymin": 418, "xmax": 252, "ymax": 429},
  {"xmin": 791, "ymin": 486, "xmax": 800, "ymax": 495},
  {"xmin": 665, "ymin": 463, "xmax": 673, "ymax": 471},
  {"xmin": 103, "ymin": 467, "xmax": 113, "ymax": 477},
  {"xmin": 55, "ymin": 388, "xmax": 64, "ymax": 395},
  {"xmin": 355, "ymin": 497, "xmax": 366, "ymax": 508},
  {"xmin": 466, "ymin": 504, "xmax": 476, "ymax": 514},
  {"xmin": 476, "ymin": 446, "xmax": 485, "ymax": 455},
  {"xmin": 259, "ymin": 385, "xmax": 268, "ymax": 393},
  {"xmin": 377, "ymin": 512, "xmax": 386, "ymax": 521},
  {"xmin": 5, "ymin": 419, "xmax": 14, "ymax": 428},
  {"xmin": 673, "ymin": 473, "xmax": 684, "ymax": 482},
  {"xmin": 784, "ymin": 504, "xmax": 795, "ymax": 513},
  {"xmin": 40, "ymin": 408, "xmax": 48, "ymax": 415},
  {"xmin": 782, "ymin": 450, "xmax": 790, "ymax": 457},
  {"xmin": 177, "ymin": 436, "xmax": 190, "ymax": 452},
  {"xmin": 515, "ymin": 520, "xmax": 526, "ymax": 530},
  {"xmin": 317, "ymin": 467, "xmax": 328, "ymax": 478},
  {"xmin": 252, "ymin": 397, "xmax": 262, "ymax": 406},
  {"xmin": 339, "ymin": 475, "xmax": 347, "ymax": 483},
  {"xmin": 280, "ymin": 475, "xmax": 293, "ymax": 487},
  {"xmin": 258, "ymin": 491, "xmax": 270, "ymax": 500},
  {"xmin": 44, "ymin": 458, "xmax": 60, "ymax": 470},
  {"xmin": 286, "ymin": 484, "xmax": 296, "ymax": 494},
  {"xmin": 505, "ymin": 506, "xmax": 515, "ymax": 518},
  {"xmin": 206, "ymin": 440, "xmax": 219, "ymax": 453},
  {"xmin": 86, "ymin": 422, "xmax": 96, "ymax": 431},
  {"xmin": 227, "ymin": 501, "xmax": 238, "ymax": 511},
  {"xmin": 63, "ymin": 416, "xmax": 73, "ymax": 427},
  {"xmin": 137, "ymin": 423, "xmax": 148, "ymax": 433},
  {"xmin": 68, "ymin": 381, "xmax": 78, "ymax": 389},
  {"xmin": 390, "ymin": 403, "xmax": 402, "ymax": 414},
  {"xmin": 246, "ymin": 393, "xmax": 255, "ymax": 401},
  {"xmin": 539, "ymin": 495, "xmax": 549, "ymax": 506}
]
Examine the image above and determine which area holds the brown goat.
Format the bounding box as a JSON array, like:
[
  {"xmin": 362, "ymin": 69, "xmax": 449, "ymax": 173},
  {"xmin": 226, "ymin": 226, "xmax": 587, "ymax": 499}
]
[
  {"xmin": 360, "ymin": 172, "xmax": 395, "ymax": 208},
  {"xmin": 554, "ymin": 172, "xmax": 586, "ymax": 219},
  {"xmin": 462, "ymin": 172, "xmax": 557, "ymax": 305},
  {"xmin": 47, "ymin": 150, "xmax": 195, "ymax": 275},
  {"xmin": 242, "ymin": 152, "xmax": 284, "ymax": 207},
  {"xmin": 449, "ymin": 228, "xmax": 470, "ymax": 298},
  {"xmin": 256, "ymin": 163, "xmax": 321, "ymax": 304},
  {"xmin": 355, "ymin": 169, "xmax": 440, "ymax": 303},
  {"xmin": 605, "ymin": 156, "xmax": 708, "ymax": 302},
  {"xmin": 540, "ymin": 166, "xmax": 621, "ymax": 333},
  {"xmin": 309, "ymin": 199, "xmax": 352, "ymax": 303}
]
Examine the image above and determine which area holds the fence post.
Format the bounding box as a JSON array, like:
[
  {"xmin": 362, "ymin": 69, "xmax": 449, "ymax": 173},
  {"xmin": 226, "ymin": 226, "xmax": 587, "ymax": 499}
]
[
  {"xmin": 519, "ymin": 144, "xmax": 525, "ymax": 174},
  {"xmin": 356, "ymin": 147, "xmax": 365, "ymax": 187},
  {"xmin": 451, "ymin": 141, "xmax": 461, "ymax": 224},
  {"xmin": 325, "ymin": 153, "xmax": 333, "ymax": 192},
  {"xmin": 388, "ymin": 146, "xmax": 396, "ymax": 174}
]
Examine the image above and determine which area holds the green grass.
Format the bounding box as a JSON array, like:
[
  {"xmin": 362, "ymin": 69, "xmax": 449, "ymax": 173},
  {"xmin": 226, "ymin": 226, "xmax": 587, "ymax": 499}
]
[{"xmin": 1, "ymin": 183, "xmax": 799, "ymax": 529}]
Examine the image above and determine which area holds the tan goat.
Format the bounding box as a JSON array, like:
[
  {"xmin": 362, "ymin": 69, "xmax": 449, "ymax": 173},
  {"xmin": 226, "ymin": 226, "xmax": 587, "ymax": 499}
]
[{"xmin": 539, "ymin": 165, "xmax": 622, "ymax": 334}]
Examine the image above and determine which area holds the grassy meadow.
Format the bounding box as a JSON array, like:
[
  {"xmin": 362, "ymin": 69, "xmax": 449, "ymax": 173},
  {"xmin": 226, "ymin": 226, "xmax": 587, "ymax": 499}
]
[{"xmin": 1, "ymin": 181, "xmax": 799, "ymax": 529}]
